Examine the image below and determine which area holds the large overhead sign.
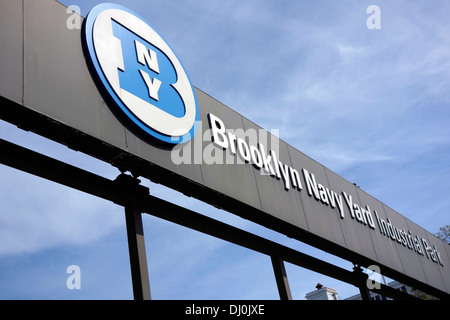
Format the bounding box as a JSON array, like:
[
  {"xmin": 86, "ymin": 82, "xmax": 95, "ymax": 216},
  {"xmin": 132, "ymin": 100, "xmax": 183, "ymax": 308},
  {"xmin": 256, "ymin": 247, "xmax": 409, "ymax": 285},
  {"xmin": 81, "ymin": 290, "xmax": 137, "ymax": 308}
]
[{"xmin": 0, "ymin": 0, "xmax": 449, "ymax": 297}]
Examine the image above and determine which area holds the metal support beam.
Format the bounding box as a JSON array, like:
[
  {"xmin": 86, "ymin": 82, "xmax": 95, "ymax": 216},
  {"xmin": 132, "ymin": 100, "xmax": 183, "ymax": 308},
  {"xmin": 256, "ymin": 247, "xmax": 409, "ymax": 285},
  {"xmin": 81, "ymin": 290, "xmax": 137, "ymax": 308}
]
[
  {"xmin": 353, "ymin": 265, "xmax": 371, "ymax": 301},
  {"xmin": 271, "ymin": 256, "xmax": 292, "ymax": 300},
  {"xmin": 116, "ymin": 174, "xmax": 152, "ymax": 300},
  {"xmin": 0, "ymin": 138, "xmax": 437, "ymax": 300},
  {"xmin": 358, "ymin": 286, "xmax": 371, "ymax": 301}
]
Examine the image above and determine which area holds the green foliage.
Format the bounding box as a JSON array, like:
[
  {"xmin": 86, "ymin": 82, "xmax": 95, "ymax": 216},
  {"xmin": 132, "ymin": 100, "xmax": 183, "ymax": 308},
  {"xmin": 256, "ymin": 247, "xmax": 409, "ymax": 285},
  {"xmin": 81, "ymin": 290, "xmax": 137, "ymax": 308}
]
[{"xmin": 436, "ymin": 225, "xmax": 450, "ymax": 244}]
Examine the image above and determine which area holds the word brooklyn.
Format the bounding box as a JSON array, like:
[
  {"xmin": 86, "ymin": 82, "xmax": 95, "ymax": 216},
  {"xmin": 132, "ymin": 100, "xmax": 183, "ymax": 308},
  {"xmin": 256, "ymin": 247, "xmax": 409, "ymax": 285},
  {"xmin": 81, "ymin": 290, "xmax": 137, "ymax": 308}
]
[{"xmin": 208, "ymin": 113, "xmax": 444, "ymax": 267}]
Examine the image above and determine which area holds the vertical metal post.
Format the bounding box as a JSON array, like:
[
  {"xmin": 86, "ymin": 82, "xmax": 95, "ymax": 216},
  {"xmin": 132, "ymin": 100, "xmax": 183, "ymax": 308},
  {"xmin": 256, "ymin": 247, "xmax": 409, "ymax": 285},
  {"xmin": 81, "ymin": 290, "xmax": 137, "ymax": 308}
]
[
  {"xmin": 271, "ymin": 255, "xmax": 293, "ymax": 300},
  {"xmin": 358, "ymin": 284, "xmax": 372, "ymax": 301},
  {"xmin": 353, "ymin": 265, "xmax": 371, "ymax": 301},
  {"xmin": 125, "ymin": 201, "xmax": 151, "ymax": 300}
]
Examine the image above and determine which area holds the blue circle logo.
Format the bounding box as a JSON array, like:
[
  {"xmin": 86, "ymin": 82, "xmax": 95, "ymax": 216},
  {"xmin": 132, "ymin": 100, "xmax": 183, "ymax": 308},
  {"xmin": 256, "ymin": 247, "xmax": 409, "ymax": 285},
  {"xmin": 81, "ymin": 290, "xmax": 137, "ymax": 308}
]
[{"xmin": 83, "ymin": 4, "xmax": 199, "ymax": 144}]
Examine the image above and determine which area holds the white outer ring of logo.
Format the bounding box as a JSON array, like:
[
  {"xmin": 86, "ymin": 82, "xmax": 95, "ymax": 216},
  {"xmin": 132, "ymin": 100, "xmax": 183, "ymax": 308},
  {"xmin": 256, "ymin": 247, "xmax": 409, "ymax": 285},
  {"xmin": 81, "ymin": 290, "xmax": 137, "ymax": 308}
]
[{"xmin": 92, "ymin": 8, "xmax": 197, "ymax": 139}]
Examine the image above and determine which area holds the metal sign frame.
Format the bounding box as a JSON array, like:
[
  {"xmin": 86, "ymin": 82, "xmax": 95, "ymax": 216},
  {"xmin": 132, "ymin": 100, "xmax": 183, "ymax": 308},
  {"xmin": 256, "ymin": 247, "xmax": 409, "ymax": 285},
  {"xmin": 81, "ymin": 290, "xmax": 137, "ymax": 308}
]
[
  {"xmin": 0, "ymin": 0, "xmax": 449, "ymax": 300},
  {"xmin": 0, "ymin": 132, "xmax": 426, "ymax": 300}
]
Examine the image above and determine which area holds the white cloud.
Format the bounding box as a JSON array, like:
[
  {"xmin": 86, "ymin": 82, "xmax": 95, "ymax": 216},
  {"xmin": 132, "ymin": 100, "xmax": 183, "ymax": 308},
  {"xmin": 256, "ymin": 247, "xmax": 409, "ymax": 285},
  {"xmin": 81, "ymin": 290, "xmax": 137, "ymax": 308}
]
[{"xmin": 0, "ymin": 165, "xmax": 123, "ymax": 256}]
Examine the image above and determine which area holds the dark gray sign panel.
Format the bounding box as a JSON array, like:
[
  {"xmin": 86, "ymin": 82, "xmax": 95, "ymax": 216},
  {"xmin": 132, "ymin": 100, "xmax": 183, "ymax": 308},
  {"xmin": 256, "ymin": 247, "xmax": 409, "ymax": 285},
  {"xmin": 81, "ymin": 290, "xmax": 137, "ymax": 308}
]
[{"xmin": 0, "ymin": 0, "xmax": 448, "ymax": 296}]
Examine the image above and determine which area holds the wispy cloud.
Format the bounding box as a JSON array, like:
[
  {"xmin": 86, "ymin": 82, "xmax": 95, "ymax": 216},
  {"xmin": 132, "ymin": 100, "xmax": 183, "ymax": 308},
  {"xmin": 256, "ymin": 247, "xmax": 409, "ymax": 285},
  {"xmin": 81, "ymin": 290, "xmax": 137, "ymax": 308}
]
[{"xmin": 0, "ymin": 165, "xmax": 123, "ymax": 256}]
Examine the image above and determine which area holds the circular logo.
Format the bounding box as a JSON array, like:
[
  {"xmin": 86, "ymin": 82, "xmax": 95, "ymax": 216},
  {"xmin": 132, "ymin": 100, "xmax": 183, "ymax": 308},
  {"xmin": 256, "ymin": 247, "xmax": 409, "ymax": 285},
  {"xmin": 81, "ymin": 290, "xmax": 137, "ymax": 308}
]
[{"xmin": 83, "ymin": 4, "xmax": 199, "ymax": 144}]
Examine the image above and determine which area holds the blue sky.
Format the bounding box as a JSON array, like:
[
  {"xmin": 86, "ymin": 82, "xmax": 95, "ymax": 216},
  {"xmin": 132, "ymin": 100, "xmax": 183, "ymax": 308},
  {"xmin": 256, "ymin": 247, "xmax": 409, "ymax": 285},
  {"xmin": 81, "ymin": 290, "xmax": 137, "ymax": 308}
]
[{"xmin": 0, "ymin": 0, "xmax": 449, "ymax": 300}]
